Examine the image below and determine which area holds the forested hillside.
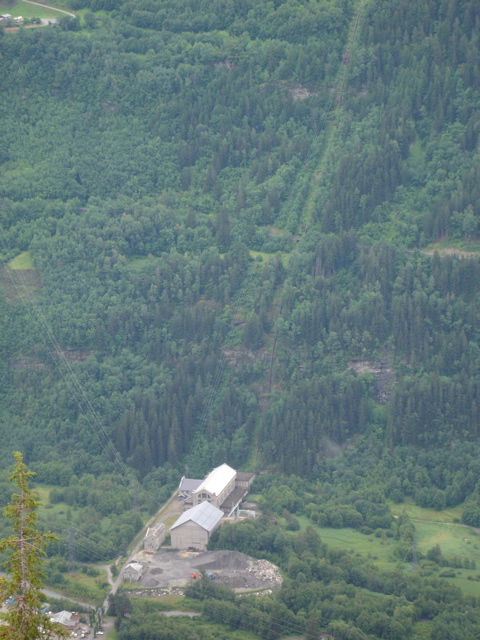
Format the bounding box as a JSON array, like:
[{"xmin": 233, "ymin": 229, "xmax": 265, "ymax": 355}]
[{"xmin": 1, "ymin": 0, "xmax": 480, "ymax": 635}]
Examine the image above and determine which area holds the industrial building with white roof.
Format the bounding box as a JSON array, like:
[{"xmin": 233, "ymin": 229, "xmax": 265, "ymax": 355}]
[
  {"xmin": 192, "ymin": 462, "xmax": 237, "ymax": 508},
  {"xmin": 173, "ymin": 463, "xmax": 256, "ymax": 550}
]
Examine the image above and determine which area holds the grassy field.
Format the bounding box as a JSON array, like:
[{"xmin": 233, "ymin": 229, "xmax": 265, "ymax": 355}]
[
  {"xmin": 34, "ymin": 485, "xmax": 82, "ymax": 519},
  {"xmin": 414, "ymin": 519, "xmax": 480, "ymax": 559},
  {"xmin": 44, "ymin": 568, "xmax": 109, "ymax": 605},
  {"xmin": 66, "ymin": 568, "xmax": 109, "ymax": 597},
  {"xmin": 412, "ymin": 519, "xmax": 480, "ymax": 596},
  {"xmin": 295, "ymin": 498, "xmax": 480, "ymax": 597},
  {"xmin": 388, "ymin": 498, "xmax": 480, "ymax": 594},
  {"xmin": 390, "ymin": 498, "xmax": 464, "ymax": 523},
  {"xmin": 8, "ymin": 251, "xmax": 33, "ymax": 269},
  {"xmin": 0, "ymin": 0, "xmax": 69, "ymax": 19},
  {"xmin": 296, "ymin": 515, "xmax": 399, "ymax": 570}
]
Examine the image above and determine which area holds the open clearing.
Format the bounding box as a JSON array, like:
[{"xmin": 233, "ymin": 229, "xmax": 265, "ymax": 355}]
[
  {"xmin": 128, "ymin": 549, "xmax": 282, "ymax": 591},
  {"xmin": 413, "ymin": 519, "xmax": 480, "ymax": 559},
  {"xmin": 296, "ymin": 515, "xmax": 397, "ymax": 570},
  {"xmin": 389, "ymin": 498, "xmax": 464, "ymax": 523},
  {"xmin": 297, "ymin": 502, "xmax": 480, "ymax": 597},
  {"xmin": 0, "ymin": 0, "xmax": 65, "ymax": 18},
  {"xmin": 8, "ymin": 251, "xmax": 33, "ymax": 270}
]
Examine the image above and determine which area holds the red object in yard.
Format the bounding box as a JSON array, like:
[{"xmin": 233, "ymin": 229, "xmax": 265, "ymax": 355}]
[{"xmin": 190, "ymin": 573, "xmax": 198, "ymax": 579}]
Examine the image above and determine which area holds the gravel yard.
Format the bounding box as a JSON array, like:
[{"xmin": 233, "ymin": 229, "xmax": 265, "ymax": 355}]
[{"xmin": 129, "ymin": 549, "xmax": 282, "ymax": 591}]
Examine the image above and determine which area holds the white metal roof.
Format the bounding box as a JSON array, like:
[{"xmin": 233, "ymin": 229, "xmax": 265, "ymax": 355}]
[
  {"xmin": 193, "ymin": 463, "xmax": 236, "ymax": 497},
  {"xmin": 125, "ymin": 562, "xmax": 143, "ymax": 571},
  {"xmin": 50, "ymin": 611, "xmax": 74, "ymax": 627},
  {"xmin": 170, "ymin": 501, "xmax": 223, "ymax": 533}
]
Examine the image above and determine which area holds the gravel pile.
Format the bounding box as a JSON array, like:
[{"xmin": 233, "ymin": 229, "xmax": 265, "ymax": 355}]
[
  {"xmin": 246, "ymin": 559, "xmax": 282, "ymax": 585},
  {"xmin": 212, "ymin": 558, "xmax": 282, "ymax": 589},
  {"xmin": 194, "ymin": 550, "xmax": 253, "ymax": 571},
  {"xmin": 142, "ymin": 577, "xmax": 159, "ymax": 587}
]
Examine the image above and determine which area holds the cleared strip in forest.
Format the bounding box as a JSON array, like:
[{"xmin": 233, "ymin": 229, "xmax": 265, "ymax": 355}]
[
  {"xmin": 0, "ymin": 267, "xmax": 42, "ymax": 301},
  {"xmin": 274, "ymin": 0, "xmax": 367, "ymax": 234},
  {"xmin": 300, "ymin": 0, "xmax": 368, "ymax": 231}
]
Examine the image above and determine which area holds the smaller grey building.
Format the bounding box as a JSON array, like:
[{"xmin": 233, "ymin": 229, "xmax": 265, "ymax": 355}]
[
  {"xmin": 170, "ymin": 502, "xmax": 223, "ymax": 551},
  {"xmin": 178, "ymin": 477, "xmax": 203, "ymax": 504},
  {"xmin": 144, "ymin": 523, "xmax": 166, "ymax": 551},
  {"xmin": 123, "ymin": 562, "xmax": 145, "ymax": 581}
]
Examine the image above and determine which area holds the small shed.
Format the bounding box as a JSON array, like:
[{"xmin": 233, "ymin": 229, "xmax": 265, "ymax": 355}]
[
  {"xmin": 50, "ymin": 611, "xmax": 75, "ymax": 629},
  {"xmin": 123, "ymin": 562, "xmax": 145, "ymax": 581},
  {"xmin": 144, "ymin": 523, "xmax": 165, "ymax": 551},
  {"xmin": 170, "ymin": 502, "xmax": 223, "ymax": 551}
]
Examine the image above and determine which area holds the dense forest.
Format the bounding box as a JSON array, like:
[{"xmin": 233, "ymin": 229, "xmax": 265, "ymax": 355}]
[{"xmin": 1, "ymin": 0, "xmax": 480, "ymax": 636}]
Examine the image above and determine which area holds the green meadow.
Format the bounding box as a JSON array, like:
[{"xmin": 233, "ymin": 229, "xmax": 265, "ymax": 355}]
[
  {"xmin": 295, "ymin": 502, "xmax": 480, "ymax": 597},
  {"xmin": 390, "ymin": 498, "xmax": 464, "ymax": 523},
  {"xmin": 296, "ymin": 516, "xmax": 399, "ymax": 569},
  {"xmin": 8, "ymin": 251, "xmax": 33, "ymax": 269},
  {"xmin": 0, "ymin": 0, "xmax": 67, "ymax": 19}
]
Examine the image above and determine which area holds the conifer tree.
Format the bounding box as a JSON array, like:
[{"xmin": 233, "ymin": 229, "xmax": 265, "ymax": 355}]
[{"xmin": 0, "ymin": 452, "xmax": 67, "ymax": 640}]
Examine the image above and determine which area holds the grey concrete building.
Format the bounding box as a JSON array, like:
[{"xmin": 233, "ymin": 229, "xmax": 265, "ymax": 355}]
[
  {"xmin": 144, "ymin": 523, "xmax": 166, "ymax": 551},
  {"xmin": 170, "ymin": 501, "xmax": 223, "ymax": 551},
  {"xmin": 123, "ymin": 562, "xmax": 145, "ymax": 581},
  {"xmin": 178, "ymin": 477, "xmax": 203, "ymax": 504}
]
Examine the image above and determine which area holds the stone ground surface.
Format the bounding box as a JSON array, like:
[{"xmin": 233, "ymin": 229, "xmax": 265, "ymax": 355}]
[{"xmin": 128, "ymin": 549, "xmax": 282, "ymax": 591}]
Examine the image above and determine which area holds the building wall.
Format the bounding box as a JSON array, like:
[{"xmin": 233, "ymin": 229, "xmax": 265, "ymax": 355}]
[
  {"xmin": 216, "ymin": 476, "xmax": 236, "ymax": 507},
  {"xmin": 235, "ymin": 473, "xmax": 256, "ymax": 489},
  {"xmin": 171, "ymin": 521, "xmax": 212, "ymax": 551},
  {"xmin": 144, "ymin": 526, "xmax": 165, "ymax": 551},
  {"xmin": 124, "ymin": 567, "xmax": 142, "ymax": 581},
  {"xmin": 193, "ymin": 475, "xmax": 237, "ymax": 508},
  {"xmin": 193, "ymin": 491, "xmax": 213, "ymax": 507}
]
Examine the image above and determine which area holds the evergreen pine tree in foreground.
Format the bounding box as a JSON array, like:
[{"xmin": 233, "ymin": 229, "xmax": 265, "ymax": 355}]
[{"xmin": 0, "ymin": 452, "xmax": 67, "ymax": 639}]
